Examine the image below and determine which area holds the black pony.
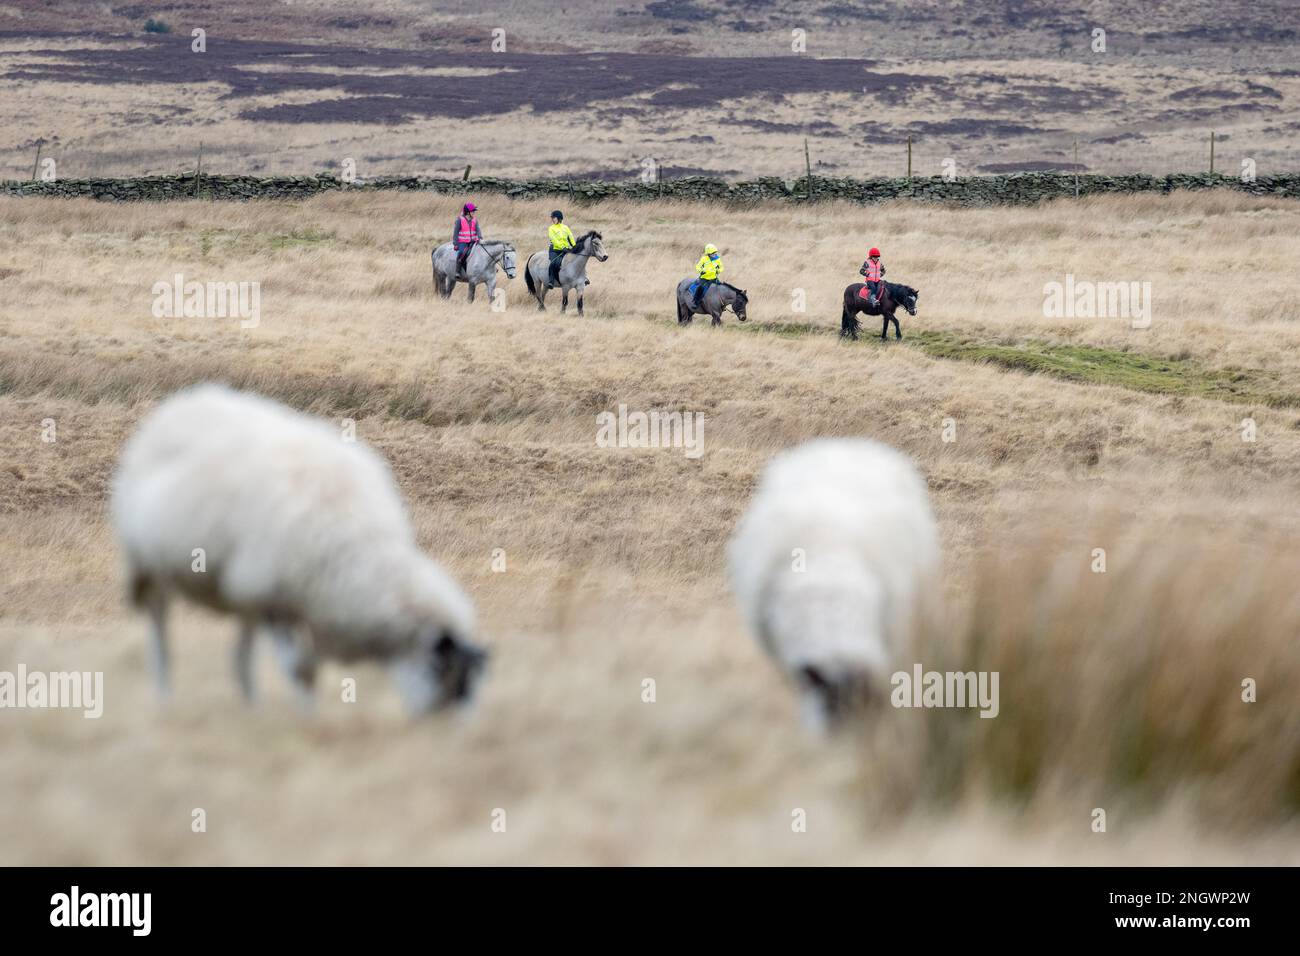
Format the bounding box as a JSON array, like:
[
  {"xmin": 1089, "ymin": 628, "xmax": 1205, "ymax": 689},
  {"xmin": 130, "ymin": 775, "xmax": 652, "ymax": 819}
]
[{"xmin": 841, "ymin": 281, "xmax": 919, "ymax": 341}]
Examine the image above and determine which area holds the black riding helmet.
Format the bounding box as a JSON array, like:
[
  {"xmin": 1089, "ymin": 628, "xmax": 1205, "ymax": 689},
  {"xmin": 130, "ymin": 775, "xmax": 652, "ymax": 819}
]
[{"xmin": 551, "ymin": 210, "xmax": 564, "ymax": 221}]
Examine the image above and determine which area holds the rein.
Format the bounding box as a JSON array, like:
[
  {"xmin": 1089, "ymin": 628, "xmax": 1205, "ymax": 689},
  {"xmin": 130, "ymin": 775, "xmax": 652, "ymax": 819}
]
[{"xmin": 562, "ymin": 237, "xmax": 594, "ymax": 259}]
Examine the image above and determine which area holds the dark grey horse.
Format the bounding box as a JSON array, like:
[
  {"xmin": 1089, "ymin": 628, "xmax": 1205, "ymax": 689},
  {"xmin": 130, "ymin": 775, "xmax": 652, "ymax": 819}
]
[
  {"xmin": 432, "ymin": 240, "xmax": 517, "ymax": 304},
  {"xmin": 523, "ymin": 231, "xmax": 608, "ymax": 315},
  {"xmin": 676, "ymin": 278, "xmax": 748, "ymax": 326}
]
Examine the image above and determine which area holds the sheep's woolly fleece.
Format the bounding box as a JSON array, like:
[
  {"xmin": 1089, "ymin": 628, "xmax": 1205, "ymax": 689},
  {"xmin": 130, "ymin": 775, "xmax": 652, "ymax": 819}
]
[
  {"xmin": 728, "ymin": 438, "xmax": 940, "ymax": 705},
  {"xmin": 110, "ymin": 384, "xmax": 475, "ymax": 661}
]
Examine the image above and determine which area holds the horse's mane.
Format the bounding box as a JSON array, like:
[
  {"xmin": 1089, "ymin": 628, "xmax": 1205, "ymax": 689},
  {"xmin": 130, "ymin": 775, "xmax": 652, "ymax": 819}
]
[
  {"xmin": 718, "ymin": 281, "xmax": 747, "ymax": 299},
  {"xmin": 886, "ymin": 280, "xmax": 916, "ymax": 297},
  {"xmin": 573, "ymin": 230, "xmax": 601, "ymax": 248}
]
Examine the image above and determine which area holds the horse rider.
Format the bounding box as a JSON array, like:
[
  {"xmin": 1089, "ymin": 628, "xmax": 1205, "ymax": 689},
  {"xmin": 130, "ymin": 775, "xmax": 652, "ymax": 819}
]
[
  {"xmin": 452, "ymin": 201, "xmax": 482, "ymax": 277},
  {"xmin": 859, "ymin": 246, "xmax": 886, "ymax": 309},
  {"xmin": 692, "ymin": 243, "xmax": 724, "ymax": 309},
  {"xmin": 546, "ymin": 209, "xmax": 576, "ymax": 289}
]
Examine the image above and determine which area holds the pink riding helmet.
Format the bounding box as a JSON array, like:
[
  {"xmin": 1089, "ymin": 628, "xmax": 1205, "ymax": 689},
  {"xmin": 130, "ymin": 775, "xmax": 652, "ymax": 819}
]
[{"xmin": 463, "ymin": 201, "xmax": 477, "ymax": 213}]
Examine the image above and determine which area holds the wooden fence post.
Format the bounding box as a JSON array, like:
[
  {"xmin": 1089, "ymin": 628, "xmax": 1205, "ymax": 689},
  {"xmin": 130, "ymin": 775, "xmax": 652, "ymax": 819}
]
[{"xmin": 804, "ymin": 137, "xmax": 813, "ymax": 201}]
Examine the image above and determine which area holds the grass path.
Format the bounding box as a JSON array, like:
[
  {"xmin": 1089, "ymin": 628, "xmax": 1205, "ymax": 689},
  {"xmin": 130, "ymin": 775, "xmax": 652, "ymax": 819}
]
[{"xmin": 736, "ymin": 321, "xmax": 1300, "ymax": 409}]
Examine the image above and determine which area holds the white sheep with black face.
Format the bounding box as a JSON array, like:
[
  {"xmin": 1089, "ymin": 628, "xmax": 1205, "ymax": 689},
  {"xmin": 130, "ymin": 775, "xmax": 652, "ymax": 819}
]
[
  {"xmin": 110, "ymin": 383, "xmax": 487, "ymax": 713},
  {"xmin": 728, "ymin": 439, "xmax": 940, "ymax": 732}
]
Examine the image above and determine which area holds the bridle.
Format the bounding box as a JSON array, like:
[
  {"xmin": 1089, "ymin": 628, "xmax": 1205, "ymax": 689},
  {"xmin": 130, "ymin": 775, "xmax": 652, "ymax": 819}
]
[
  {"xmin": 564, "ymin": 235, "xmax": 606, "ymax": 261},
  {"xmin": 477, "ymin": 242, "xmax": 516, "ymax": 276}
]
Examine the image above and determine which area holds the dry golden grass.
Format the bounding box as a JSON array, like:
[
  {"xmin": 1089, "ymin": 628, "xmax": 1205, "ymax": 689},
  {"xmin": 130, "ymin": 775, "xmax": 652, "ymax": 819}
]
[{"xmin": 1, "ymin": 190, "xmax": 1299, "ymax": 864}]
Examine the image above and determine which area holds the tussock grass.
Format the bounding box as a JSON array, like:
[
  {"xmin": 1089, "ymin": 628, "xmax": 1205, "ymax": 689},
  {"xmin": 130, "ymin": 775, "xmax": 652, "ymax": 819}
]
[{"xmin": 897, "ymin": 521, "xmax": 1300, "ymax": 827}]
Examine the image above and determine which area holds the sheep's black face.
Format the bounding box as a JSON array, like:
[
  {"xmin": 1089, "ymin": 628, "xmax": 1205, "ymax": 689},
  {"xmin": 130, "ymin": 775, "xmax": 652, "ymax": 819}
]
[
  {"xmin": 798, "ymin": 665, "xmax": 879, "ymax": 730},
  {"xmin": 428, "ymin": 631, "xmax": 489, "ymax": 710}
]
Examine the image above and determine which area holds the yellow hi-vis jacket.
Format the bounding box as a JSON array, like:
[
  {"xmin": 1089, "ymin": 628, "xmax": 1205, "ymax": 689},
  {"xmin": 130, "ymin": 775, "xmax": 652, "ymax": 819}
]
[
  {"xmin": 696, "ymin": 253, "xmax": 723, "ymax": 280},
  {"xmin": 548, "ymin": 222, "xmax": 576, "ymax": 251}
]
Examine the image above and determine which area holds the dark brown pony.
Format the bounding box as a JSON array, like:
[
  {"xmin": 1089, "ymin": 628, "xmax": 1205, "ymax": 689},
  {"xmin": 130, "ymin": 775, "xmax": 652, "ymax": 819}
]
[{"xmin": 841, "ymin": 281, "xmax": 919, "ymax": 341}]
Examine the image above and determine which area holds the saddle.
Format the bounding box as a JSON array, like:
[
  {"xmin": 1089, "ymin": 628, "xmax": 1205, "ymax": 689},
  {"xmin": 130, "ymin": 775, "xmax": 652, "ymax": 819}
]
[{"xmin": 455, "ymin": 242, "xmax": 477, "ymax": 280}]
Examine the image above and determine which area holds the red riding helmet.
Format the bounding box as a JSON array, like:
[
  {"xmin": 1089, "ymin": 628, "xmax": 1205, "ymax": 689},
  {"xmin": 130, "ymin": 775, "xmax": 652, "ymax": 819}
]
[{"xmin": 868, "ymin": 247, "xmax": 881, "ymax": 257}]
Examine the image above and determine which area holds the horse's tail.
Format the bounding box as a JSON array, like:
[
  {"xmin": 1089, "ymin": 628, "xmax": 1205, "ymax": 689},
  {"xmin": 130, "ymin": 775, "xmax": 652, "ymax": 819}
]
[{"xmin": 524, "ymin": 257, "xmax": 536, "ymax": 296}]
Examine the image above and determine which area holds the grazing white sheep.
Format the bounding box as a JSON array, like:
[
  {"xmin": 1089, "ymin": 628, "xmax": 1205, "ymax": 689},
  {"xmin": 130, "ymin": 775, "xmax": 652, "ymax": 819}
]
[
  {"xmin": 728, "ymin": 439, "xmax": 940, "ymax": 731},
  {"xmin": 110, "ymin": 383, "xmax": 487, "ymax": 713}
]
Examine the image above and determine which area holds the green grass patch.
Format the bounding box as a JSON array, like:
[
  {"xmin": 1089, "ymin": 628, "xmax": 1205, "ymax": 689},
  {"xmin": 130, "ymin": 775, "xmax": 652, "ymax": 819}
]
[
  {"xmin": 732, "ymin": 321, "xmax": 1300, "ymax": 408},
  {"xmin": 909, "ymin": 330, "xmax": 1299, "ymax": 408},
  {"xmin": 268, "ymin": 228, "xmax": 334, "ymax": 250}
]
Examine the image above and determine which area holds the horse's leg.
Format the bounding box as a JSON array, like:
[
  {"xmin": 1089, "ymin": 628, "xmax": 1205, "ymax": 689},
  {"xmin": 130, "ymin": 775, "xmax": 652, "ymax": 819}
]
[
  {"xmin": 577, "ymin": 290, "xmax": 584, "ymax": 316},
  {"xmin": 893, "ymin": 315, "xmax": 902, "ymax": 340},
  {"xmin": 486, "ymin": 275, "xmax": 497, "ymax": 307},
  {"xmin": 880, "ymin": 314, "xmax": 889, "ymax": 340},
  {"xmin": 535, "ymin": 265, "xmax": 547, "ymax": 311},
  {"xmin": 561, "ymin": 287, "xmax": 569, "ymax": 314},
  {"xmin": 467, "ymin": 280, "xmax": 476, "ymax": 304}
]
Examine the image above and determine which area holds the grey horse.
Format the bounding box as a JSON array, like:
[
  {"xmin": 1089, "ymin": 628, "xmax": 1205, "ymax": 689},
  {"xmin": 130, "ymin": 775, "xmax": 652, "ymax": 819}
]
[
  {"xmin": 432, "ymin": 240, "xmax": 517, "ymax": 304},
  {"xmin": 523, "ymin": 231, "xmax": 609, "ymax": 315},
  {"xmin": 676, "ymin": 278, "xmax": 748, "ymax": 326}
]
